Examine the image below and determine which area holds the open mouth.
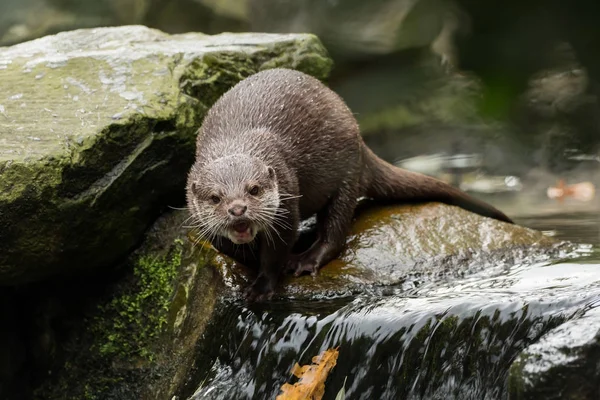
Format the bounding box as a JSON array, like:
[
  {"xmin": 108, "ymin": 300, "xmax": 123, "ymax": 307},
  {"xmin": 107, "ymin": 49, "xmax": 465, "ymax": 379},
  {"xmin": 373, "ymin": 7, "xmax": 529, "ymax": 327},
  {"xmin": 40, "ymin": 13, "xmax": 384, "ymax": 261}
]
[{"xmin": 228, "ymin": 221, "xmax": 255, "ymax": 244}]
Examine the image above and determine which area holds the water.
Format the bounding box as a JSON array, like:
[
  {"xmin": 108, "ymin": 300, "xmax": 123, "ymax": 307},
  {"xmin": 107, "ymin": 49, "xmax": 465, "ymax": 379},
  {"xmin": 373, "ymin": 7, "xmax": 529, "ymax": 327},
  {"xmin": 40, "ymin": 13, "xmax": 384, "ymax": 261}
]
[{"xmin": 180, "ymin": 210, "xmax": 600, "ymax": 400}]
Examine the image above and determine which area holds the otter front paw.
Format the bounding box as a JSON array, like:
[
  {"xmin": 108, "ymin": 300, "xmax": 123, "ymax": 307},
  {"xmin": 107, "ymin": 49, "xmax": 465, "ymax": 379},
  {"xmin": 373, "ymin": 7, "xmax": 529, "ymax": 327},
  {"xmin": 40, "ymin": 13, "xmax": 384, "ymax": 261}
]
[
  {"xmin": 244, "ymin": 275, "xmax": 275, "ymax": 303},
  {"xmin": 287, "ymin": 255, "xmax": 319, "ymax": 277}
]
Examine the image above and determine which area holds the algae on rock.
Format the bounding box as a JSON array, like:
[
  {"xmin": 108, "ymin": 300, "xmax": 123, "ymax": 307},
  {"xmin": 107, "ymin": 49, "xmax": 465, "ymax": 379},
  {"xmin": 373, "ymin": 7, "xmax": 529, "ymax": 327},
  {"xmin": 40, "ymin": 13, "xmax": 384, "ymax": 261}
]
[
  {"xmin": 0, "ymin": 25, "xmax": 332, "ymax": 285},
  {"xmin": 34, "ymin": 211, "xmax": 229, "ymax": 400}
]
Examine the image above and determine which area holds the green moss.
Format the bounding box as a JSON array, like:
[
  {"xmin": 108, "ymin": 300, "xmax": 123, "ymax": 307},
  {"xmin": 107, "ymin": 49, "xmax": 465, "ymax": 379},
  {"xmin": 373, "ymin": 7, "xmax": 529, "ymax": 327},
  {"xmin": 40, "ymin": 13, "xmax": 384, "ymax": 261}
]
[
  {"xmin": 90, "ymin": 239, "xmax": 183, "ymax": 362},
  {"xmin": 507, "ymin": 356, "xmax": 526, "ymax": 399},
  {"xmin": 179, "ymin": 36, "xmax": 332, "ymax": 109},
  {"xmin": 258, "ymin": 35, "xmax": 333, "ymax": 80},
  {"xmin": 180, "ymin": 52, "xmax": 257, "ymax": 107}
]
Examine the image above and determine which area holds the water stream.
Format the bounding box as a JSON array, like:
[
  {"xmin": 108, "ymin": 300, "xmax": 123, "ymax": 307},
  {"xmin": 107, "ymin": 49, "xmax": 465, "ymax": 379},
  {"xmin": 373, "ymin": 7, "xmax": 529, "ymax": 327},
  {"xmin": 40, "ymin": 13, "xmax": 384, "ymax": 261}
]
[{"xmin": 181, "ymin": 210, "xmax": 600, "ymax": 400}]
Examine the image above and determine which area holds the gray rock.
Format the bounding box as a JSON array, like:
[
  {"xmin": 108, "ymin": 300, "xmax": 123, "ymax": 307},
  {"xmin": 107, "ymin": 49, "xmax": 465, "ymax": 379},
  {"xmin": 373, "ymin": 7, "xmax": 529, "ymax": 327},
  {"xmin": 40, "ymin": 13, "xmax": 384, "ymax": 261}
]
[
  {"xmin": 0, "ymin": 0, "xmax": 134, "ymax": 46},
  {"xmin": 508, "ymin": 304, "xmax": 600, "ymax": 399},
  {"xmin": 32, "ymin": 210, "xmax": 227, "ymax": 400},
  {"xmin": 0, "ymin": 25, "xmax": 332, "ymax": 284},
  {"xmin": 248, "ymin": 0, "xmax": 452, "ymax": 59}
]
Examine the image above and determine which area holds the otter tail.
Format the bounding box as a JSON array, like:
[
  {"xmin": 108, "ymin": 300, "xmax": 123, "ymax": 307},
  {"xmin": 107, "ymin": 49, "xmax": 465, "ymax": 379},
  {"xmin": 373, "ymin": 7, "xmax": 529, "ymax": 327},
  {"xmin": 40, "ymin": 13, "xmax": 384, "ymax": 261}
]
[{"xmin": 361, "ymin": 146, "xmax": 513, "ymax": 224}]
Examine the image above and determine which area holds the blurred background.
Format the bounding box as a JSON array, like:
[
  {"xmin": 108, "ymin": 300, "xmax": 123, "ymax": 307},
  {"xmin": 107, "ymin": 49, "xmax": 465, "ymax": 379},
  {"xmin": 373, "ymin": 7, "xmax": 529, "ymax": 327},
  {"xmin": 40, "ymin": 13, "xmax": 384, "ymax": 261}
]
[{"xmin": 1, "ymin": 0, "xmax": 599, "ymax": 220}]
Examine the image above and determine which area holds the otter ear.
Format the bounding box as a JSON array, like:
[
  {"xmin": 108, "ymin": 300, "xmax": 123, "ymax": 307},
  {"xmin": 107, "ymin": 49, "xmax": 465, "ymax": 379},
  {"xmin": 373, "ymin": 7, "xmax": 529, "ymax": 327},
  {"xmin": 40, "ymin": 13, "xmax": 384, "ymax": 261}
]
[{"xmin": 267, "ymin": 166, "xmax": 276, "ymax": 180}]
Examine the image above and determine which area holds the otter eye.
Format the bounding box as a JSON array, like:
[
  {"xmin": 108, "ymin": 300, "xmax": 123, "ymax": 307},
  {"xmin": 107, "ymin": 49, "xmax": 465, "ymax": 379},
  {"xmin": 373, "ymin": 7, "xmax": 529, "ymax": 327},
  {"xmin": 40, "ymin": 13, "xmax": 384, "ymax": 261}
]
[
  {"xmin": 248, "ymin": 185, "xmax": 260, "ymax": 196},
  {"xmin": 210, "ymin": 195, "xmax": 220, "ymax": 204}
]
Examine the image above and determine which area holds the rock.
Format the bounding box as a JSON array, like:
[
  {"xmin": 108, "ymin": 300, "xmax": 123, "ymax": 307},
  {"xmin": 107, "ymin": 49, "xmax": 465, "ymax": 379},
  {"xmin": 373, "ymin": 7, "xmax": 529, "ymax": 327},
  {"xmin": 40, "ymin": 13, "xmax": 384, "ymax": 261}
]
[
  {"xmin": 248, "ymin": 0, "xmax": 452, "ymax": 60},
  {"xmin": 213, "ymin": 203, "xmax": 568, "ymax": 300},
  {"xmin": 145, "ymin": 0, "xmax": 249, "ymax": 37},
  {"xmin": 0, "ymin": 25, "xmax": 332, "ymax": 284},
  {"xmin": 32, "ymin": 211, "xmax": 226, "ymax": 400},
  {"xmin": 186, "ymin": 246, "xmax": 600, "ymax": 399},
  {"xmin": 31, "ymin": 202, "xmax": 569, "ymax": 399},
  {"xmin": 508, "ymin": 305, "xmax": 600, "ymax": 399},
  {"xmin": 0, "ymin": 0, "xmax": 138, "ymax": 46}
]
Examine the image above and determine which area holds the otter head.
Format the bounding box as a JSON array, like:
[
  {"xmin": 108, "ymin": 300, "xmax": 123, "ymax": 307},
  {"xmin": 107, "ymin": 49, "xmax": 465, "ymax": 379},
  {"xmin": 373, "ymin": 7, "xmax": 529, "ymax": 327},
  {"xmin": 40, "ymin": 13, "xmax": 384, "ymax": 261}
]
[{"xmin": 186, "ymin": 154, "xmax": 280, "ymax": 245}]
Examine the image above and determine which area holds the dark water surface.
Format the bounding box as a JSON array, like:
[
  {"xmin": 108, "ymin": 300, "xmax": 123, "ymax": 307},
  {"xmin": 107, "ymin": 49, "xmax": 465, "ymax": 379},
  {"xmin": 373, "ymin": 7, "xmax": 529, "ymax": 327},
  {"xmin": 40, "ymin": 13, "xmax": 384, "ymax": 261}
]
[{"xmin": 184, "ymin": 209, "xmax": 600, "ymax": 400}]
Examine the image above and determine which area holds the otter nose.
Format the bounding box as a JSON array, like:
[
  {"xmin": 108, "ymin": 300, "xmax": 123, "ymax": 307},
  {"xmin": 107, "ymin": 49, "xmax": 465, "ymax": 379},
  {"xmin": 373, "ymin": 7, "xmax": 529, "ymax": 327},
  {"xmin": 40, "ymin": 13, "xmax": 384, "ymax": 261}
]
[{"xmin": 228, "ymin": 204, "xmax": 247, "ymax": 216}]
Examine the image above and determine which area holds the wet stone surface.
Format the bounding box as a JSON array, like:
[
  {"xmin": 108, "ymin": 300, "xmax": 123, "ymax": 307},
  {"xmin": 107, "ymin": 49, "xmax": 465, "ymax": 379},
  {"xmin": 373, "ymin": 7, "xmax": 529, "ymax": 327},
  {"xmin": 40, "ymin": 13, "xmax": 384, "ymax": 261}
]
[
  {"xmin": 25, "ymin": 203, "xmax": 597, "ymax": 399},
  {"xmin": 172, "ymin": 203, "xmax": 600, "ymax": 400},
  {"xmin": 508, "ymin": 300, "xmax": 600, "ymax": 399},
  {"xmin": 211, "ymin": 202, "xmax": 571, "ymax": 300},
  {"xmin": 184, "ymin": 249, "xmax": 600, "ymax": 400}
]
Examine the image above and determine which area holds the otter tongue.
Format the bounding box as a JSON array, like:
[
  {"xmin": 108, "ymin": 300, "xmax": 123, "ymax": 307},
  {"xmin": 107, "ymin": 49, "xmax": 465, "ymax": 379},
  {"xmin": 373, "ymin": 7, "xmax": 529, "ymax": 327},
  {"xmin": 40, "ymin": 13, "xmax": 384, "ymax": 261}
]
[{"xmin": 233, "ymin": 221, "xmax": 250, "ymax": 233}]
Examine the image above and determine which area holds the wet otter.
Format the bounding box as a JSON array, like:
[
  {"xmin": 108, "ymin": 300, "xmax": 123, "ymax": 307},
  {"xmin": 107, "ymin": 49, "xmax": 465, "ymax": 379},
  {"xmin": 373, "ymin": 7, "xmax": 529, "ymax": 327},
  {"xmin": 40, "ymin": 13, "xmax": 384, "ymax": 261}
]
[{"xmin": 186, "ymin": 68, "xmax": 512, "ymax": 302}]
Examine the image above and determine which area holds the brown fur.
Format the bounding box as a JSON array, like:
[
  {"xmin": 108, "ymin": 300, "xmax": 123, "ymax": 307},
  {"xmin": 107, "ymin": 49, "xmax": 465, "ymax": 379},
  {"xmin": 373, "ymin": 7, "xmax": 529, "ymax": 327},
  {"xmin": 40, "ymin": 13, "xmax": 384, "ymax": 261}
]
[{"xmin": 186, "ymin": 68, "xmax": 512, "ymax": 302}]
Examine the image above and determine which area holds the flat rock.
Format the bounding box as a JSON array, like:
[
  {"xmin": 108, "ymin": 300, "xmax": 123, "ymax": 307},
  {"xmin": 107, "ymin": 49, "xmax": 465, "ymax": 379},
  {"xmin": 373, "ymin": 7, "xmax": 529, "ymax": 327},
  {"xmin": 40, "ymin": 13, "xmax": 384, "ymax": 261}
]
[
  {"xmin": 0, "ymin": 25, "xmax": 332, "ymax": 284},
  {"xmin": 205, "ymin": 202, "xmax": 569, "ymax": 299}
]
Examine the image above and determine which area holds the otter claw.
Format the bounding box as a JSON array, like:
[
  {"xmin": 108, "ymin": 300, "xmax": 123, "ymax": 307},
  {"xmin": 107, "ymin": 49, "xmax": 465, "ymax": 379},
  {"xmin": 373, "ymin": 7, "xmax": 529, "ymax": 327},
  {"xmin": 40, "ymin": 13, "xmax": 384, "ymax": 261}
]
[
  {"xmin": 244, "ymin": 276, "xmax": 275, "ymax": 303},
  {"xmin": 244, "ymin": 289, "xmax": 273, "ymax": 303},
  {"xmin": 294, "ymin": 263, "xmax": 318, "ymax": 277},
  {"xmin": 287, "ymin": 257, "xmax": 319, "ymax": 277}
]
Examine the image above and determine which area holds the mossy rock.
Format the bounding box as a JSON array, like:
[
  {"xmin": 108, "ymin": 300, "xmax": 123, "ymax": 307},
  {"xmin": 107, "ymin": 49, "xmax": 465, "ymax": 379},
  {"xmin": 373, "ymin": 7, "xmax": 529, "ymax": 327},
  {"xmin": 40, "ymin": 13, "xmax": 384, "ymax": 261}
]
[
  {"xmin": 0, "ymin": 25, "xmax": 332, "ymax": 285},
  {"xmin": 34, "ymin": 212, "xmax": 226, "ymax": 400}
]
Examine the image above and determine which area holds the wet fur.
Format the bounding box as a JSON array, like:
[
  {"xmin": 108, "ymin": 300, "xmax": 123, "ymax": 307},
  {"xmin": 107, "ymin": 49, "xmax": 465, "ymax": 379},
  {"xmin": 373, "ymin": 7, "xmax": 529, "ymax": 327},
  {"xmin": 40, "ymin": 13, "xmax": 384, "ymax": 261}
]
[{"xmin": 186, "ymin": 68, "xmax": 512, "ymax": 302}]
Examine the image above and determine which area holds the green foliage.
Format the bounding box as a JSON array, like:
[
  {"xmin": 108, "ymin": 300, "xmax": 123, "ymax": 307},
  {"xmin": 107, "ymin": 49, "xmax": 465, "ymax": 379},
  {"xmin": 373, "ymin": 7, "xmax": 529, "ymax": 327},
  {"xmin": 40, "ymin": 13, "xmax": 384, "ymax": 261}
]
[{"xmin": 90, "ymin": 239, "xmax": 183, "ymax": 361}]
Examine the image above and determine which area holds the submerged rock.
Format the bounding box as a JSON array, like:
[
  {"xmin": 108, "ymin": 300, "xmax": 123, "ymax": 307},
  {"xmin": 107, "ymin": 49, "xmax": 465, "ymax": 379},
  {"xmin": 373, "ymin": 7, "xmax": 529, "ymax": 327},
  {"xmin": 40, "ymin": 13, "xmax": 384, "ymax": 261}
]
[
  {"xmin": 0, "ymin": 25, "xmax": 332, "ymax": 284},
  {"xmin": 508, "ymin": 302, "xmax": 600, "ymax": 400}
]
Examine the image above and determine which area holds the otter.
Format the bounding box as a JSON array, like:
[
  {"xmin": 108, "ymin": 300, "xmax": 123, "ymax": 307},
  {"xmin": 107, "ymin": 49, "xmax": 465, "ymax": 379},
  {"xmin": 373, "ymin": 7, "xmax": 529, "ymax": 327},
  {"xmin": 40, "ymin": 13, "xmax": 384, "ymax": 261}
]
[{"xmin": 186, "ymin": 68, "xmax": 512, "ymax": 302}]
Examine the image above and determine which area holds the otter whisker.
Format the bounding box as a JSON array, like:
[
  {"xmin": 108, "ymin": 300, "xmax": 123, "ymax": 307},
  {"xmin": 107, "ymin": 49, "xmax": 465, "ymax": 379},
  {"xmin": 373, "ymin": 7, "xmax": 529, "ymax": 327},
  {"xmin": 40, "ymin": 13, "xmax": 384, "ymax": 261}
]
[
  {"xmin": 194, "ymin": 217, "xmax": 222, "ymax": 245},
  {"xmin": 254, "ymin": 213, "xmax": 288, "ymax": 244},
  {"xmin": 266, "ymin": 213, "xmax": 292, "ymax": 230},
  {"xmin": 182, "ymin": 223, "xmax": 205, "ymax": 229},
  {"xmin": 268, "ymin": 225, "xmax": 286, "ymax": 244},
  {"xmin": 265, "ymin": 213, "xmax": 291, "ymax": 228},
  {"xmin": 169, "ymin": 205, "xmax": 190, "ymax": 211},
  {"xmin": 279, "ymin": 194, "xmax": 303, "ymax": 201},
  {"xmin": 246, "ymin": 241, "xmax": 257, "ymax": 260},
  {"xmin": 180, "ymin": 213, "xmax": 199, "ymax": 228},
  {"xmin": 262, "ymin": 227, "xmax": 274, "ymax": 248},
  {"xmin": 257, "ymin": 208, "xmax": 288, "ymax": 218}
]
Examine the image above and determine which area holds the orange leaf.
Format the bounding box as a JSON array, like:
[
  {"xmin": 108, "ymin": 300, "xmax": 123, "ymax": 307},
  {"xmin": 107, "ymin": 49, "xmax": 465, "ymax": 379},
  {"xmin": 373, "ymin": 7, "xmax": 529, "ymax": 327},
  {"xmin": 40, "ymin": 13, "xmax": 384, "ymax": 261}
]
[{"xmin": 276, "ymin": 347, "xmax": 340, "ymax": 400}]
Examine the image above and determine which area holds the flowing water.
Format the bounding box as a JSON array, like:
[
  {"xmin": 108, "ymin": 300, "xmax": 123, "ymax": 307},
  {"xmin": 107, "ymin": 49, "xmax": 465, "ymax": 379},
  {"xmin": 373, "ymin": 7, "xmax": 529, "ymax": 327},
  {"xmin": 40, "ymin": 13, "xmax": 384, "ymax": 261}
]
[{"xmin": 181, "ymin": 208, "xmax": 600, "ymax": 400}]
